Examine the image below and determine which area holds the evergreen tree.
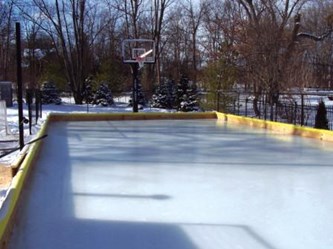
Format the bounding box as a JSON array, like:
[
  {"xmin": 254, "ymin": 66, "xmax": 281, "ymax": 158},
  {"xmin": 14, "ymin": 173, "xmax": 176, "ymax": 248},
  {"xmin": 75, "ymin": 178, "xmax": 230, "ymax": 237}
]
[
  {"xmin": 175, "ymin": 75, "xmax": 199, "ymax": 112},
  {"xmin": 314, "ymin": 100, "xmax": 329, "ymax": 130},
  {"xmin": 83, "ymin": 77, "xmax": 94, "ymax": 104},
  {"xmin": 92, "ymin": 82, "xmax": 114, "ymax": 106},
  {"xmin": 151, "ymin": 79, "xmax": 176, "ymax": 109},
  {"xmin": 202, "ymin": 57, "xmax": 237, "ymax": 112},
  {"xmin": 40, "ymin": 81, "xmax": 62, "ymax": 105}
]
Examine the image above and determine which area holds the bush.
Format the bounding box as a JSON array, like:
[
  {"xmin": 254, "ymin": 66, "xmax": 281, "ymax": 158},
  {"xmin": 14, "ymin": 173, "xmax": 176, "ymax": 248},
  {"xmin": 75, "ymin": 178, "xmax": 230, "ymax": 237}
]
[
  {"xmin": 92, "ymin": 82, "xmax": 114, "ymax": 106},
  {"xmin": 151, "ymin": 79, "xmax": 176, "ymax": 109},
  {"xmin": 175, "ymin": 75, "xmax": 199, "ymax": 112},
  {"xmin": 314, "ymin": 100, "xmax": 329, "ymax": 130},
  {"xmin": 40, "ymin": 81, "xmax": 61, "ymax": 105}
]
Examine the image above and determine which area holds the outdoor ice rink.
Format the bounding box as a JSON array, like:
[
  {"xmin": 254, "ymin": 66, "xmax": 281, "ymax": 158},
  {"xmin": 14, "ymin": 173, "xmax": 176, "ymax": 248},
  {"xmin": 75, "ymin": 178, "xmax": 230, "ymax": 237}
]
[{"xmin": 8, "ymin": 119, "xmax": 333, "ymax": 249}]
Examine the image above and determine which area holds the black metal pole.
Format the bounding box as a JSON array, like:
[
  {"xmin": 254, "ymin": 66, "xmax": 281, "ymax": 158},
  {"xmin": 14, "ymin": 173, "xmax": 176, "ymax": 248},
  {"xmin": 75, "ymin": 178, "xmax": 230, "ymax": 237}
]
[
  {"xmin": 301, "ymin": 93, "xmax": 304, "ymax": 126},
  {"xmin": 131, "ymin": 63, "xmax": 139, "ymax": 113},
  {"xmin": 270, "ymin": 97, "xmax": 274, "ymax": 121},
  {"xmin": 36, "ymin": 90, "xmax": 39, "ymax": 123},
  {"xmin": 27, "ymin": 90, "xmax": 32, "ymax": 135},
  {"xmin": 16, "ymin": 22, "xmax": 24, "ymax": 150},
  {"xmin": 216, "ymin": 90, "xmax": 220, "ymax": 112},
  {"xmin": 294, "ymin": 101, "xmax": 297, "ymax": 125},
  {"xmin": 39, "ymin": 90, "xmax": 43, "ymax": 119}
]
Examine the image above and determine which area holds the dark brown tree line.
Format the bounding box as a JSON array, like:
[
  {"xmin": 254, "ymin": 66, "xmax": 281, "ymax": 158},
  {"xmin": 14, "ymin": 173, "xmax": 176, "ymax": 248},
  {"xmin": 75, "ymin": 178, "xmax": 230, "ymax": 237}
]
[{"xmin": 0, "ymin": 0, "xmax": 332, "ymax": 104}]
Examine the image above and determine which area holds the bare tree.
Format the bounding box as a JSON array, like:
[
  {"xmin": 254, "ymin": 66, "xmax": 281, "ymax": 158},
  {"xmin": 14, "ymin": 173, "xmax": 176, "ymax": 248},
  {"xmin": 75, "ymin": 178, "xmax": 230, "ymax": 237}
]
[
  {"xmin": 234, "ymin": 0, "xmax": 308, "ymax": 117},
  {"xmin": 181, "ymin": 0, "xmax": 207, "ymax": 81},
  {"xmin": 93, "ymin": 3, "xmax": 126, "ymax": 91},
  {"xmin": 297, "ymin": 0, "xmax": 333, "ymax": 88},
  {"xmin": 161, "ymin": 5, "xmax": 189, "ymax": 80},
  {"xmin": 112, "ymin": 0, "xmax": 145, "ymax": 38},
  {"xmin": 150, "ymin": 0, "xmax": 174, "ymax": 85},
  {"xmin": 0, "ymin": 0, "xmax": 14, "ymax": 81},
  {"xmin": 16, "ymin": 0, "xmax": 110, "ymax": 104},
  {"xmin": 198, "ymin": 1, "xmax": 240, "ymax": 110},
  {"xmin": 23, "ymin": 20, "xmax": 41, "ymax": 89}
]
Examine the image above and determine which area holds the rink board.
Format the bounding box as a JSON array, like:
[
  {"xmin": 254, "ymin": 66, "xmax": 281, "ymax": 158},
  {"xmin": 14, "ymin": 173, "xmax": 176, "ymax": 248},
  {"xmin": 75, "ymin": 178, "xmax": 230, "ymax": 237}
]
[{"xmin": 0, "ymin": 113, "xmax": 332, "ymax": 249}]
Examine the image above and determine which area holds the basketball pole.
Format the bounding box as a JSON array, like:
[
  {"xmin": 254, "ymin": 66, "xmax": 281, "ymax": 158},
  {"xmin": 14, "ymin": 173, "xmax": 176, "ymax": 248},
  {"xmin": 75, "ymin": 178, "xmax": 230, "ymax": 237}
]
[
  {"xmin": 131, "ymin": 63, "xmax": 139, "ymax": 113},
  {"xmin": 122, "ymin": 39, "xmax": 155, "ymax": 113}
]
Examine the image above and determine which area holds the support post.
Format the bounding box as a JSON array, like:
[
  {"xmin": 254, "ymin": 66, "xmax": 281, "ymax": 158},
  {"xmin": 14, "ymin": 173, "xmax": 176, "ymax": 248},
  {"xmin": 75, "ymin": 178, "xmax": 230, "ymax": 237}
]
[
  {"xmin": 216, "ymin": 91, "xmax": 220, "ymax": 112},
  {"xmin": 16, "ymin": 22, "xmax": 24, "ymax": 150},
  {"xmin": 301, "ymin": 93, "xmax": 304, "ymax": 126},
  {"xmin": 131, "ymin": 63, "xmax": 139, "ymax": 113}
]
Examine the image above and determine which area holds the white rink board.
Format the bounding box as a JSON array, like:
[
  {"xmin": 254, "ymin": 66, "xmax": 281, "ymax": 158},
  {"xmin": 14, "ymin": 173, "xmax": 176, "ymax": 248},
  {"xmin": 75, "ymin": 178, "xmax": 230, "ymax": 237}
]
[{"xmin": 9, "ymin": 119, "xmax": 333, "ymax": 249}]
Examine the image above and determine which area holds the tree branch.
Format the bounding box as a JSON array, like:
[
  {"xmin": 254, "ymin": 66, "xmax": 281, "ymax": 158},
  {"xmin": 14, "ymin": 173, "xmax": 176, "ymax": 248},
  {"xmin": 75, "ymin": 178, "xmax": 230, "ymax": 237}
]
[{"xmin": 297, "ymin": 30, "xmax": 333, "ymax": 41}]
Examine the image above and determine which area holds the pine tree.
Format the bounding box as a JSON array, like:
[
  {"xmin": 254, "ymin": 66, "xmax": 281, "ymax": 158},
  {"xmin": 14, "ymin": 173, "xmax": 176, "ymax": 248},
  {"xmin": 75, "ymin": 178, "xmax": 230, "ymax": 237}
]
[
  {"xmin": 92, "ymin": 82, "xmax": 114, "ymax": 106},
  {"xmin": 175, "ymin": 75, "xmax": 199, "ymax": 112},
  {"xmin": 151, "ymin": 79, "xmax": 176, "ymax": 109},
  {"xmin": 41, "ymin": 81, "xmax": 61, "ymax": 105},
  {"xmin": 83, "ymin": 77, "xmax": 94, "ymax": 104},
  {"xmin": 314, "ymin": 100, "xmax": 329, "ymax": 130}
]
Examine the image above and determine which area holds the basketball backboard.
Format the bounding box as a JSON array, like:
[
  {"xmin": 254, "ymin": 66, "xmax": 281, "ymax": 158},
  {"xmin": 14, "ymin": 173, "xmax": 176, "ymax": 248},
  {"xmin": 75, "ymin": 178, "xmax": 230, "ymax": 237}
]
[{"xmin": 122, "ymin": 39, "xmax": 155, "ymax": 65}]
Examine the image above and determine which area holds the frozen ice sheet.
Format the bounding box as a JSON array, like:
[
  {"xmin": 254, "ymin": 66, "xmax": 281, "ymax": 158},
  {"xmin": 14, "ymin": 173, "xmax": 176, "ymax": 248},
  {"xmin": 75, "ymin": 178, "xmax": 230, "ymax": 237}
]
[{"xmin": 8, "ymin": 119, "xmax": 333, "ymax": 249}]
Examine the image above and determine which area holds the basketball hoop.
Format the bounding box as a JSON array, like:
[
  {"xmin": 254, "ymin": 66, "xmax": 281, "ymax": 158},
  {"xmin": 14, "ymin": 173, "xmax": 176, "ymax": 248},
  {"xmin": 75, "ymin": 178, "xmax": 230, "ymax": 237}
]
[
  {"xmin": 121, "ymin": 39, "xmax": 155, "ymax": 113},
  {"xmin": 136, "ymin": 56, "xmax": 145, "ymax": 70},
  {"xmin": 122, "ymin": 39, "xmax": 155, "ymax": 65},
  {"xmin": 136, "ymin": 49, "xmax": 153, "ymax": 69}
]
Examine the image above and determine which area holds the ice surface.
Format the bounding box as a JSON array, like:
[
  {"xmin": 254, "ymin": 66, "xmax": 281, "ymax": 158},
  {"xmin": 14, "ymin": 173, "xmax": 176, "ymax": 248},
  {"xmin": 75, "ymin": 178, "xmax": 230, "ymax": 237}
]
[
  {"xmin": 8, "ymin": 119, "xmax": 333, "ymax": 249},
  {"xmin": 0, "ymin": 99, "xmax": 171, "ymax": 202}
]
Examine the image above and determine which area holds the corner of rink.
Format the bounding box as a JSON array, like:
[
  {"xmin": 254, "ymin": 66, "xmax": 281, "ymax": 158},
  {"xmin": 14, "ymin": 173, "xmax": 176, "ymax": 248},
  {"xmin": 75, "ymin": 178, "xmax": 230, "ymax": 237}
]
[
  {"xmin": 215, "ymin": 111, "xmax": 333, "ymax": 142},
  {"xmin": 0, "ymin": 117, "xmax": 49, "ymax": 249}
]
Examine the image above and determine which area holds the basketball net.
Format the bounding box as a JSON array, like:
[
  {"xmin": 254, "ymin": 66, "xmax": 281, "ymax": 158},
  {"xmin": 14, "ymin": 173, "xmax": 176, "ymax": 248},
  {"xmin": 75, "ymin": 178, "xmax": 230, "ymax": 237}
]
[
  {"xmin": 136, "ymin": 49, "xmax": 153, "ymax": 70},
  {"xmin": 136, "ymin": 56, "xmax": 145, "ymax": 70}
]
